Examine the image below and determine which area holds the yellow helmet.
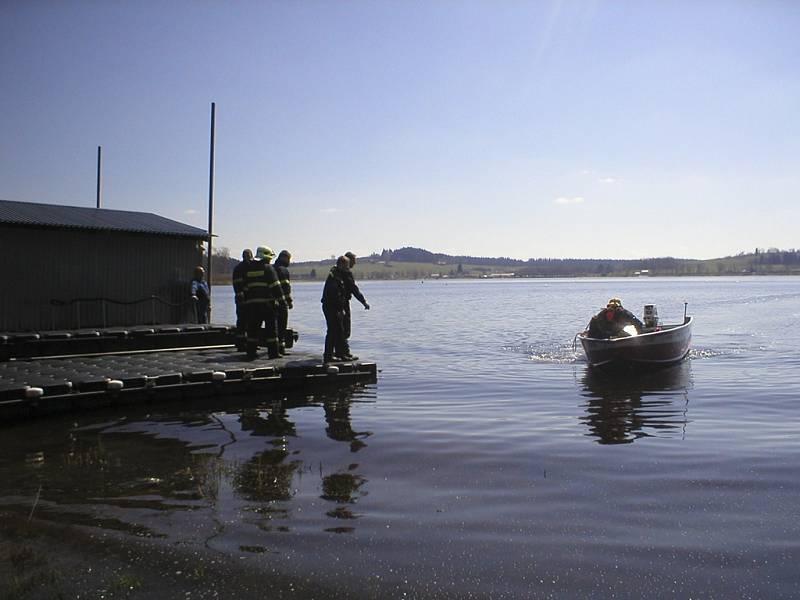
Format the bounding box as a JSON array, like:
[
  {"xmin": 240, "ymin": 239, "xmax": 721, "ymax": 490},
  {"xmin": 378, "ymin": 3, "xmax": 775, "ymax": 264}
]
[{"xmin": 256, "ymin": 246, "xmax": 275, "ymax": 261}]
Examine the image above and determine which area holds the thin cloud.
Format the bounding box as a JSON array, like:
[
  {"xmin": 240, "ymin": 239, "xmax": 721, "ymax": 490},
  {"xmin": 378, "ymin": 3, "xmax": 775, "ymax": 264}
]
[
  {"xmin": 555, "ymin": 196, "xmax": 585, "ymax": 205},
  {"xmin": 184, "ymin": 208, "xmax": 197, "ymax": 215},
  {"xmin": 599, "ymin": 177, "xmax": 617, "ymax": 184},
  {"xmin": 320, "ymin": 208, "xmax": 341, "ymax": 214}
]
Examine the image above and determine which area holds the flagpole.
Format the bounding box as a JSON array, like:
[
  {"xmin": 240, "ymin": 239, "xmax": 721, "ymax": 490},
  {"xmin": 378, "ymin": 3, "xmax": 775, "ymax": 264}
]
[
  {"xmin": 96, "ymin": 146, "xmax": 102, "ymax": 208},
  {"xmin": 207, "ymin": 102, "xmax": 216, "ymax": 317}
]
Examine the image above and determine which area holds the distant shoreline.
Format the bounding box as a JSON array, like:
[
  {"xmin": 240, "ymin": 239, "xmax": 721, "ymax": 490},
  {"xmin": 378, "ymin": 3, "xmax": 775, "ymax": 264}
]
[
  {"xmin": 211, "ymin": 271, "xmax": 800, "ymax": 285},
  {"xmin": 209, "ymin": 248, "xmax": 800, "ymax": 284}
]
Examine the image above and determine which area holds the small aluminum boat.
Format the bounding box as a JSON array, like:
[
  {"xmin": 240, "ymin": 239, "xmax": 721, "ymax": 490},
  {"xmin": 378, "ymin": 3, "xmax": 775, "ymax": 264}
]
[{"xmin": 578, "ymin": 316, "xmax": 693, "ymax": 368}]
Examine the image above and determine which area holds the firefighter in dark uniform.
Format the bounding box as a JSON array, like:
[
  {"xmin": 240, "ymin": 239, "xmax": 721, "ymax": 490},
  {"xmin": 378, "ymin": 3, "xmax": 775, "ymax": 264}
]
[
  {"xmin": 273, "ymin": 250, "xmax": 293, "ymax": 355},
  {"xmin": 243, "ymin": 246, "xmax": 286, "ymax": 359},
  {"xmin": 342, "ymin": 251, "xmax": 370, "ymax": 342},
  {"xmin": 232, "ymin": 248, "xmax": 253, "ymax": 351},
  {"xmin": 321, "ymin": 256, "xmax": 351, "ymax": 362},
  {"xmin": 587, "ymin": 298, "xmax": 645, "ymax": 338}
]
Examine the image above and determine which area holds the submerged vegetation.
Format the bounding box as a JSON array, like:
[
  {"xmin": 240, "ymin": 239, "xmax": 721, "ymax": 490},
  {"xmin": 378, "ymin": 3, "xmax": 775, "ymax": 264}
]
[{"xmin": 209, "ymin": 247, "xmax": 800, "ymax": 283}]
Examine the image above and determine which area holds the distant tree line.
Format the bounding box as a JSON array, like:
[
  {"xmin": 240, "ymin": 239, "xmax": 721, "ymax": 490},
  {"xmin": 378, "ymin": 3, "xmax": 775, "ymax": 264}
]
[
  {"xmin": 205, "ymin": 246, "xmax": 800, "ymax": 283},
  {"xmin": 373, "ymin": 247, "xmax": 800, "ymax": 277},
  {"xmin": 372, "ymin": 247, "xmax": 525, "ymax": 266},
  {"xmin": 204, "ymin": 247, "xmax": 319, "ymax": 284}
]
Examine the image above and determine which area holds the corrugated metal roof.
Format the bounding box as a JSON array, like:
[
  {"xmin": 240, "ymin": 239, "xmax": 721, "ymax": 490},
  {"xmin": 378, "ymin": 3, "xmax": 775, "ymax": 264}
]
[{"xmin": 0, "ymin": 199, "xmax": 208, "ymax": 238}]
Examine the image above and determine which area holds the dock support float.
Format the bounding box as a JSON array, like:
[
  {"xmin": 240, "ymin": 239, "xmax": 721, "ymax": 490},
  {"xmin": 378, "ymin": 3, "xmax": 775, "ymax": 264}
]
[{"xmin": 0, "ymin": 349, "xmax": 377, "ymax": 423}]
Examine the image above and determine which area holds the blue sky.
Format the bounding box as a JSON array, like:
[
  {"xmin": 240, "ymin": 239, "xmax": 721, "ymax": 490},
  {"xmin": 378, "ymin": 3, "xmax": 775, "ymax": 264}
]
[{"xmin": 1, "ymin": 1, "xmax": 798, "ymax": 261}]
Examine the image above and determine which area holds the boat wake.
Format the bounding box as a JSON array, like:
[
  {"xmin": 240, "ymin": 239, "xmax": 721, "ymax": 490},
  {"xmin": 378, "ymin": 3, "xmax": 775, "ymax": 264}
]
[
  {"xmin": 688, "ymin": 346, "xmax": 747, "ymax": 360},
  {"xmin": 499, "ymin": 342, "xmax": 583, "ymax": 364}
]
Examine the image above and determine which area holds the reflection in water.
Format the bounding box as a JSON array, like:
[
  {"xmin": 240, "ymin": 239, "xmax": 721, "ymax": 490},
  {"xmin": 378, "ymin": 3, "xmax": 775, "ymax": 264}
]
[
  {"xmin": 324, "ymin": 387, "xmax": 373, "ymax": 451},
  {"xmin": 0, "ymin": 426, "xmax": 222, "ymax": 536},
  {"xmin": 321, "ymin": 468, "xmax": 367, "ymax": 531},
  {"xmin": 579, "ymin": 362, "xmax": 693, "ymax": 444},
  {"xmin": 0, "ymin": 384, "xmax": 375, "ymax": 541},
  {"xmin": 239, "ymin": 403, "xmax": 297, "ymax": 439},
  {"xmin": 319, "ymin": 388, "xmax": 372, "ymax": 531},
  {"xmin": 233, "ymin": 403, "xmax": 302, "ymax": 502},
  {"xmin": 232, "ymin": 448, "xmax": 300, "ymax": 503}
]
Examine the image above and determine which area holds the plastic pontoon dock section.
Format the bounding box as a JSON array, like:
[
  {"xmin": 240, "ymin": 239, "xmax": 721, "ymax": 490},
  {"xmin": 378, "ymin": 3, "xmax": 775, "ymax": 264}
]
[
  {"xmin": 0, "ymin": 326, "xmax": 377, "ymax": 422},
  {"xmin": 0, "ymin": 323, "xmax": 238, "ymax": 361}
]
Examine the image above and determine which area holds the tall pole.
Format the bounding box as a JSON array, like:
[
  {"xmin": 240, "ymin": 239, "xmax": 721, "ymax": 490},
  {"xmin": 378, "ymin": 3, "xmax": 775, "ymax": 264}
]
[
  {"xmin": 207, "ymin": 102, "xmax": 216, "ymax": 315},
  {"xmin": 96, "ymin": 146, "xmax": 102, "ymax": 208}
]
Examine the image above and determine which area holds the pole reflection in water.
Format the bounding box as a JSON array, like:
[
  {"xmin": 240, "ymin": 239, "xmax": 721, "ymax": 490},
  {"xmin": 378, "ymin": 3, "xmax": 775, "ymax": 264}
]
[
  {"xmin": 0, "ymin": 383, "xmax": 376, "ymax": 546},
  {"xmin": 579, "ymin": 361, "xmax": 693, "ymax": 444}
]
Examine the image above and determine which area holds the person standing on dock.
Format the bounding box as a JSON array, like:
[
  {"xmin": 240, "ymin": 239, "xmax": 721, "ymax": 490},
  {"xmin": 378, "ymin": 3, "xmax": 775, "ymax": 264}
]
[
  {"xmin": 232, "ymin": 249, "xmax": 253, "ymax": 351},
  {"xmin": 274, "ymin": 250, "xmax": 293, "ymax": 355},
  {"xmin": 322, "ymin": 256, "xmax": 351, "ymax": 362},
  {"xmin": 191, "ymin": 266, "xmax": 211, "ymax": 324},
  {"xmin": 243, "ymin": 246, "xmax": 286, "ymax": 359},
  {"xmin": 343, "ymin": 251, "xmax": 370, "ymax": 344}
]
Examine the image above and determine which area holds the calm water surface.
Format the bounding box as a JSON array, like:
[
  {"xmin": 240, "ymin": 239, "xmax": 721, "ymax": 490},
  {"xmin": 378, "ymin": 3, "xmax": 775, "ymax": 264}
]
[{"xmin": 2, "ymin": 277, "xmax": 799, "ymax": 598}]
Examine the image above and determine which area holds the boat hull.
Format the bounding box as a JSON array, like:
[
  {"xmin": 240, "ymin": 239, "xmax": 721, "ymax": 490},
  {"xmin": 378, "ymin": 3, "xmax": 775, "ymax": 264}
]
[{"xmin": 579, "ymin": 317, "xmax": 692, "ymax": 368}]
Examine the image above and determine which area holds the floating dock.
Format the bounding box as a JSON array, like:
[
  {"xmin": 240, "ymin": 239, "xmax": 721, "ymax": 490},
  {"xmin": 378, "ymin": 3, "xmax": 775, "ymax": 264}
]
[
  {"xmin": 0, "ymin": 325, "xmax": 377, "ymax": 423},
  {"xmin": 0, "ymin": 323, "xmax": 240, "ymax": 361}
]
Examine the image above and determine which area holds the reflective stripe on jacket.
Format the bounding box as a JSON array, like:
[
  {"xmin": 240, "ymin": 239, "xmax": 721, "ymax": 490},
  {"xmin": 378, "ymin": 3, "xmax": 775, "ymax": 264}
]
[{"xmin": 243, "ymin": 260, "xmax": 286, "ymax": 306}]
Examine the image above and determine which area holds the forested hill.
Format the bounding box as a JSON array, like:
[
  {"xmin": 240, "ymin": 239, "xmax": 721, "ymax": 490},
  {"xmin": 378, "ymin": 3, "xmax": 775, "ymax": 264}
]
[
  {"xmin": 370, "ymin": 247, "xmax": 525, "ymax": 266},
  {"xmin": 365, "ymin": 247, "xmax": 800, "ymax": 276},
  {"xmin": 209, "ymin": 247, "xmax": 800, "ymax": 282}
]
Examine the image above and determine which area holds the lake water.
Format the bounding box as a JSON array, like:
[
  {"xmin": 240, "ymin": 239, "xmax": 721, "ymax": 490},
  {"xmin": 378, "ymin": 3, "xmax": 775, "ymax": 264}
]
[{"xmin": 2, "ymin": 277, "xmax": 800, "ymax": 598}]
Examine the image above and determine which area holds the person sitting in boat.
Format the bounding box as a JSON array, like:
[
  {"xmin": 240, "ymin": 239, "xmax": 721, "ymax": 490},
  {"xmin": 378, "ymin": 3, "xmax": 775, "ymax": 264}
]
[{"xmin": 587, "ymin": 298, "xmax": 645, "ymax": 338}]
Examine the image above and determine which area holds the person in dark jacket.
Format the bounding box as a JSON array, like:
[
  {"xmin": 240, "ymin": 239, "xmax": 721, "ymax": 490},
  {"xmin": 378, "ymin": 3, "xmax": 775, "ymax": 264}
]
[
  {"xmin": 321, "ymin": 256, "xmax": 351, "ymax": 362},
  {"xmin": 342, "ymin": 251, "xmax": 369, "ymax": 342},
  {"xmin": 232, "ymin": 249, "xmax": 253, "ymax": 351},
  {"xmin": 190, "ymin": 266, "xmax": 210, "ymax": 324},
  {"xmin": 587, "ymin": 298, "xmax": 645, "ymax": 338},
  {"xmin": 244, "ymin": 246, "xmax": 286, "ymax": 359},
  {"xmin": 273, "ymin": 250, "xmax": 293, "ymax": 355}
]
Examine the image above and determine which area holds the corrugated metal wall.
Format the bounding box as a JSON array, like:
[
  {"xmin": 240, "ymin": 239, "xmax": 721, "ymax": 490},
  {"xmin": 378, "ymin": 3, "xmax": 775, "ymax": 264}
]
[{"xmin": 0, "ymin": 226, "xmax": 204, "ymax": 331}]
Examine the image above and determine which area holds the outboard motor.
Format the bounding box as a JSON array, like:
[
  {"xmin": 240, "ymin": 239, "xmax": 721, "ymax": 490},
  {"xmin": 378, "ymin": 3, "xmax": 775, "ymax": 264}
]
[{"xmin": 643, "ymin": 304, "xmax": 659, "ymax": 328}]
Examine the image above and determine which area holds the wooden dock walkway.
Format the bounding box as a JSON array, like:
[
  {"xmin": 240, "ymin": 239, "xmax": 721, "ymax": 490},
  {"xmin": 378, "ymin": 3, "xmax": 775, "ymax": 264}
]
[{"xmin": 0, "ymin": 347, "xmax": 377, "ymax": 422}]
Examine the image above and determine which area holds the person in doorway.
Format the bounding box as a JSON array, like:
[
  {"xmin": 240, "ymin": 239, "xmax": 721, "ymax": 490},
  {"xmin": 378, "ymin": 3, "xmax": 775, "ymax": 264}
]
[
  {"xmin": 232, "ymin": 249, "xmax": 253, "ymax": 351},
  {"xmin": 587, "ymin": 297, "xmax": 644, "ymax": 338},
  {"xmin": 321, "ymin": 256, "xmax": 351, "ymax": 362},
  {"xmin": 273, "ymin": 250, "xmax": 293, "ymax": 355},
  {"xmin": 190, "ymin": 266, "xmax": 210, "ymax": 324},
  {"xmin": 342, "ymin": 251, "xmax": 369, "ymax": 344},
  {"xmin": 243, "ymin": 246, "xmax": 286, "ymax": 359}
]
